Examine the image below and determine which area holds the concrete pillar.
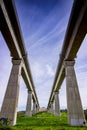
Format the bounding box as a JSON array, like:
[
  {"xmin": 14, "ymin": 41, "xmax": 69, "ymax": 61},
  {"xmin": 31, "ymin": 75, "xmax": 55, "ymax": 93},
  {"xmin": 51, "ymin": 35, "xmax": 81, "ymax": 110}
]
[
  {"xmin": 32, "ymin": 101, "xmax": 36, "ymax": 115},
  {"xmin": 51, "ymin": 101, "xmax": 53, "ymax": 110},
  {"xmin": 47, "ymin": 106, "xmax": 51, "ymax": 113},
  {"xmin": 25, "ymin": 91, "xmax": 32, "ymax": 116},
  {"xmin": 36, "ymin": 105, "xmax": 39, "ymax": 113},
  {"xmin": 64, "ymin": 60, "xmax": 85, "ymax": 126},
  {"xmin": 54, "ymin": 92, "xmax": 60, "ymax": 116},
  {"xmin": 36, "ymin": 105, "xmax": 38, "ymax": 113},
  {"xmin": 49, "ymin": 101, "xmax": 54, "ymax": 114},
  {"xmin": 0, "ymin": 59, "xmax": 22, "ymax": 126}
]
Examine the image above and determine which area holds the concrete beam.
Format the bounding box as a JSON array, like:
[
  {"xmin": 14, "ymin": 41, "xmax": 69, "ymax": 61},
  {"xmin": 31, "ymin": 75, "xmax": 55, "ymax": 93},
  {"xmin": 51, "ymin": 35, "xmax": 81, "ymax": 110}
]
[{"xmin": 0, "ymin": 0, "xmax": 21, "ymax": 58}]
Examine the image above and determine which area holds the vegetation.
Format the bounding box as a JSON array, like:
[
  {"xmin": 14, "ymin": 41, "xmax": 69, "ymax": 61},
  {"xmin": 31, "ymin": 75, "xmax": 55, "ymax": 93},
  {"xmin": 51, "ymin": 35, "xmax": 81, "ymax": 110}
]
[{"xmin": 0, "ymin": 111, "xmax": 87, "ymax": 130}]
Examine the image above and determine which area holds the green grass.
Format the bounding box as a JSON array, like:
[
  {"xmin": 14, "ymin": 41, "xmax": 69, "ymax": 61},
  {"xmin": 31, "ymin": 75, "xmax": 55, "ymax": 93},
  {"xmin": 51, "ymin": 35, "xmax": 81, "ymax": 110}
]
[{"xmin": 0, "ymin": 111, "xmax": 87, "ymax": 130}]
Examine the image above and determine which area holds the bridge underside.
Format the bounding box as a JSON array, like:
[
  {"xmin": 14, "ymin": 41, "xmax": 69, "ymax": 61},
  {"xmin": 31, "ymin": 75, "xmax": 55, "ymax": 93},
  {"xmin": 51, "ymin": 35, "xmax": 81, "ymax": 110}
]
[
  {"xmin": 0, "ymin": 0, "xmax": 39, "ymax": 125},
  {"xmin": 0, "ymin": 0, "xmax": 87, "ymax": 127},
  {"xmin": 47, "ymin": 0, "xmax": 87, "ymax": 126}
]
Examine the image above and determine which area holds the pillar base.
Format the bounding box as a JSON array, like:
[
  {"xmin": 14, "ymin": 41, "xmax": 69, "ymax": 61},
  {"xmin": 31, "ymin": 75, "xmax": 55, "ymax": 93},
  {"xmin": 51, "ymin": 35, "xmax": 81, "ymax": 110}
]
[
  {"xmin": 70, "ymin": 118, "xmax": 86, "ymax": 126},
  {"xmin": 54, "ymin": 111, "xmax": 60, "ymax": 116},
  {"xmin": 25, "ymin": 111, "xmax": 32, "ymax": 117}
]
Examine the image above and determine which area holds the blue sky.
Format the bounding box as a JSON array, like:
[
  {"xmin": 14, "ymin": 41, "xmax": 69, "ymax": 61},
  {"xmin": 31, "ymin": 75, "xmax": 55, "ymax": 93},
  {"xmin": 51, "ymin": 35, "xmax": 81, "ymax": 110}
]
[{"xmin": 0, "ymin": 0, "xmax": 87, "ymax": 111}]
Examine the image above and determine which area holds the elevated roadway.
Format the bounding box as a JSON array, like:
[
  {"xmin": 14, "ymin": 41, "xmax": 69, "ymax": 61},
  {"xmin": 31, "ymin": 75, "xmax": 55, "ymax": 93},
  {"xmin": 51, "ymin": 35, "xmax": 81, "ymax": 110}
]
[
  {"xmin": 47, "ymin": 0, "xmax": 87, "ymax": 108},
  {"xmin": 0, "ymin": 0, "xmax": 39, "ymax": 108}
]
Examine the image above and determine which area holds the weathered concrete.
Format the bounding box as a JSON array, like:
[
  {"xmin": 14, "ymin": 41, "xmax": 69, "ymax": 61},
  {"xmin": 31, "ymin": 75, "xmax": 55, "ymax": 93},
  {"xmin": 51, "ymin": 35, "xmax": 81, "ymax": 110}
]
[
  {"xmin": 25, "ymin": 91, "xmax": 32, "ymax": 116},
  {"xmin": 36, "ymin": 105, "xmax": 39, "ymax": 113},
  {"xmin": 0, "ymin": 59, "xmax": 22, "ymax": 126},
  {"xmin": 64, "ymin": 60, "xmax": 86, "ymax": 126},
  {"xmin": 54, "ymin": 92, "xmax": 60, "ymax": 116},
  {"xmin": 47, "ymin": 0, "xmax": 87, "ymax": 114},
  {"xmin": 0, "ymin": 0, "xmax": 39, "ymax": 115},
  {"xmin": 32, "ymin": 101, "xmax": 36, "ymax": 114},
  {"xmin": 48, "ymin": 101, "xmax": 54, "ymax": 114}
]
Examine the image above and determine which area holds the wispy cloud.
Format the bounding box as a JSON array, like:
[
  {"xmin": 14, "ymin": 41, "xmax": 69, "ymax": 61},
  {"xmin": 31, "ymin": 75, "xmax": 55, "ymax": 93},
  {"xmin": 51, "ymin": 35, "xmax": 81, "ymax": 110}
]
[
  {"xmin": 26, "ymin": 14, "xmax": 69, "ymax": 50},
  {"xmin": 46, "ymin": 65, "xmax": 54, "ymax": 77}
]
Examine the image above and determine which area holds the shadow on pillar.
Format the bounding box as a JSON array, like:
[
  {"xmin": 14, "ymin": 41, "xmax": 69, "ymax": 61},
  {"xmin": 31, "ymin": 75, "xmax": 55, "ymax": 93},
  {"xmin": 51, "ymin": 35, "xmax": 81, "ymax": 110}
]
[{"xmin": 32, "ymin": 101, "xmax": 36, "ymax": 115}]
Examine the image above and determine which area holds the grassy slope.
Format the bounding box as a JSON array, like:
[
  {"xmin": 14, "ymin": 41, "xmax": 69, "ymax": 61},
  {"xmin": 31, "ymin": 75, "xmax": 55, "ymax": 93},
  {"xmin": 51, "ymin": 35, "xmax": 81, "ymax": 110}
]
[{"xmin": 0, "ymin": 111, "xmax": 87, "ymax": 130}]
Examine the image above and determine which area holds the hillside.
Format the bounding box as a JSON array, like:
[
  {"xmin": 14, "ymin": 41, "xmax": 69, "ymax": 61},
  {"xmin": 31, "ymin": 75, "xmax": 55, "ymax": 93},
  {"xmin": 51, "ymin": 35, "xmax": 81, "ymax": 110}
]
[{"xmin": 0, "ymin": 111, "xmax": 87, "ymax": 130}]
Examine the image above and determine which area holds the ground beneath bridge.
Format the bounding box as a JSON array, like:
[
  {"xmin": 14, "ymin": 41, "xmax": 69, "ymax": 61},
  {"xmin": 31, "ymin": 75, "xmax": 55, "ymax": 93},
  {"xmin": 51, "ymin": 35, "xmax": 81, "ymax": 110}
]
[{"xmin": 0, "ymin": 111, "xmax": 87, "ymax": 130}]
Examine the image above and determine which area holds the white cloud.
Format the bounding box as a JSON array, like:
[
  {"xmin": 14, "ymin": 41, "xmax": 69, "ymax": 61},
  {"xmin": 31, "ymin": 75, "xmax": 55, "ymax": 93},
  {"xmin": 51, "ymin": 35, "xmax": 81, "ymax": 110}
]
[
  {"xmin": 46, "ymin": 64, "xmax": 54, "ymax": 77},
  {"xmin": 27, "ymin": 14, "xmax": 68, "ymax": 50},
  {"xmin": 31, "ymin": 62, "xmax": 44, "ymax": 79},
  {"xmin": 30, "ymin": 62, "xmax": 55, "ymax": 83},
  {"xmin": 36, "ymin": 79, "xmax": 54, "ymax": 108}
]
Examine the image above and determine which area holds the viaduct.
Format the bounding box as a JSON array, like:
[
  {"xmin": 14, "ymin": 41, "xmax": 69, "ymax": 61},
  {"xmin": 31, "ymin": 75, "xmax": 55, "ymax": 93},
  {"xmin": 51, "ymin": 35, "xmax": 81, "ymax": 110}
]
[
  {"xmin": 0, "ymin": 0, "xmax": 39, "ymax": 125},
  {"xmin": 47, "ymin": 0, "xmax": 87, "ymax": 126},
  {"xmin": 0, "ymin": 0, "xmax": 87, "ymax": 126}
]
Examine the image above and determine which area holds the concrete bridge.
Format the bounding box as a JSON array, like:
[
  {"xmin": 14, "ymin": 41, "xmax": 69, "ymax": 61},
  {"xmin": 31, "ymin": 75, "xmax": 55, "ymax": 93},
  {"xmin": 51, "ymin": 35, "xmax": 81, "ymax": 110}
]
[
  {"xmin": 0, "ymin": 0, "xmax": 87, "ymax": 127},
  {"xmin": 0, "ymin": 0, "xmax": 39, "ymax": 125},
  {"xmin": 47, "ymin": 0, "xmax": 87, "ymax": 126}
]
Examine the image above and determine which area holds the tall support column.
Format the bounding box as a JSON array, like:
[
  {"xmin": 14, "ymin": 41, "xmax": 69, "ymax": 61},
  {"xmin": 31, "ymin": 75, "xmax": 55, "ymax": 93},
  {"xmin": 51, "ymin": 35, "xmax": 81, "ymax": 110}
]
[
  {"xmin": 54, "ymin": 92, "xmax": 60, "ymax": 116},
  {"xmin": 51, "ymin": 101, "xmax": 53, "ymax": 110},
  {"xmin": 36, "ymin": 105, "xmax": 38, "ymax": 113},
  {"xmin": 36, "ymin": 105, "xmax": 40, "ymax": 113},
  {"xmin": 64, "ymin": 60, "xmax": 85, "ymax": 126},
  {"xmin": 49, "ymin": 101, "xmax": 54, "ymax": 114},
  {"xmin": 0, "ymin": 59, "xmax": 22, "ymax": 126},
  {"xmin": 32, "ymin": 101, "xmax": 36, "ymax": 115},
  {"xmin": 25, "ymin": 91, "xmax": 32, "ymax": 116}
]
